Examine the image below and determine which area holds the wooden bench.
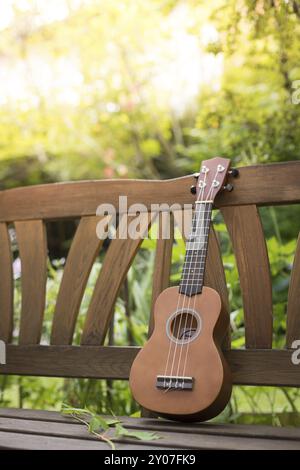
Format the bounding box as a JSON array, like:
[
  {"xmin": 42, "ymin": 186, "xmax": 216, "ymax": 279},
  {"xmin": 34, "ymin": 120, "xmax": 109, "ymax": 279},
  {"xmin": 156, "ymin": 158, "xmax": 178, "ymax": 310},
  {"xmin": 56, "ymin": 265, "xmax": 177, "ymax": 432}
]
[{"xmin": 0, "ymin": 161, "xmax": 300, "ymax": 450}]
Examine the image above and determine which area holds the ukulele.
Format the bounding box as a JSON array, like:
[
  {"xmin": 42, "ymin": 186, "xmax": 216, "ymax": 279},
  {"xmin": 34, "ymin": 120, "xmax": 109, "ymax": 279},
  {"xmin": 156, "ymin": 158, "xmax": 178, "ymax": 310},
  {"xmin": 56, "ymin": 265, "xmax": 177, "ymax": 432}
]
[{"xmin": 129, "ymin": 157, "xmax": 236, "ymax": 422}]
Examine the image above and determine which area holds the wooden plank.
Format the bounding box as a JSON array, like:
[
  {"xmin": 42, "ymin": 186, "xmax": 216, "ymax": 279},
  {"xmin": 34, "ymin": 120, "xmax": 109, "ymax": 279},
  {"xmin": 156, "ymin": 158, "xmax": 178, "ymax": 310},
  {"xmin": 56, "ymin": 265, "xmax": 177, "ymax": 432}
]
[
  {"xmin": 0, "ymin": 416, "xmax": 299, "ymax": 450},
  {"xmin": 1, "ymin": 409, "xmax": 300, "ymax": 442},
  {"xmin": 149, "ymin": 212, "xmax": 174, "ymax": 335},
  {"xmin": 111, "ymin": 417, "xmax": 300, "ymax": 442},
  {"xmin": 1, "ymin": 162, "xmax": 300, "ymax": 222},
  {"xmin": 0, "ymin": 408, "xmax": 80, "ymax": 423},
  {"xmin": 81, "ymin": 212, "xmax": 153, "ymax": 345},
  {"xmin": 0, "ymin": 431, "xmax": 109, "ymax": 450},
  {"xmin": 0, "ymin": 416, "xmax": 176, "ymax": 449},
  {"xmin": 0, "ymin": 223, "xmax": 13, "ymax": 342},
  {"xmin": 0, "ymin": 421, "xmax": 299, "ymax": 450},
  {"xmin": 51, "ymin": 216, "xmax": 110, "ymax": 345},
  {"xmin": 1, "ymin": 346, "xmax": 300, "ymax": 386},
  {"xmin": 1, "ymin": 345, "xmax": 138, "ymax": 378},
  {"xmin": 0, "ymin": 430, "xmax": 168, "ymax": 450},
  {"xmin": 15, "ymin": 220, "xmax": 47, "ymax": 345},
  {"xmin": 226, "ymin": 349, "xmax": 300, "ymax": 386},
  {"xmin": 287, "ymin": 233, "xmax": 300, "ymax": 347},
  {"xmin": 205, "ymin": 227, "xmax": 231, "ymax": 349},
  {"xmin": 222, "ymin": 205, "xmax": 273, "ymax": 348}
]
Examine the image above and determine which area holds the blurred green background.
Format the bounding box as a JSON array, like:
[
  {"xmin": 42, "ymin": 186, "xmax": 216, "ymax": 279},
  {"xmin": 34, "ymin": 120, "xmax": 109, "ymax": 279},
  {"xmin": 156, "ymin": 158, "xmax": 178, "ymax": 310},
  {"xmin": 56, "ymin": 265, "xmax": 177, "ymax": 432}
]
[{"xmin": 1, "ymin": 0, "xmax": 300, "ymax": 426}]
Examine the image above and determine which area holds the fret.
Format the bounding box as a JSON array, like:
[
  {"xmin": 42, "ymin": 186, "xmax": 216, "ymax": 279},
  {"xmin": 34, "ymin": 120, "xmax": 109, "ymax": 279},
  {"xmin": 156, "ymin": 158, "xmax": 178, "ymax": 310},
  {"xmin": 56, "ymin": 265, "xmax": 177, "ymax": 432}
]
[
  {"xmin": 179, "ymin": 201, "xmax": 213, "ymax": 296},
  {"xmin": 181, "ymin": 270, "xmax": 206, "ymax": 276},
  {"xmin": 181, "ymin": 282, "xmax": 207, "ymax": 287},
  {"xmin": 181, "ymin": 274, "xmax": 205, "ymax": 279},
  {"xmin": 181, "ymin": 273, "xmax": 205, "ymax": 278},
  {"xmin": 182, "ymin": 266, "xmax": 207, "ymax": 271}
]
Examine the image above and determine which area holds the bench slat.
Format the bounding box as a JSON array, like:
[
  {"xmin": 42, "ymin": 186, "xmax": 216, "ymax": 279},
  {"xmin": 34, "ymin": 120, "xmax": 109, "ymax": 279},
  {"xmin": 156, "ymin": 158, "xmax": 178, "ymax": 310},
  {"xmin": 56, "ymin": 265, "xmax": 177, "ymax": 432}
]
[
  {"xmin": 222, "ymin": 205, "xmax": 273, "ymax": 348},
  {"xmin": 15, "ymin": 220, "xmax": 47, "ymax": 345},
  {"xmin": 81, "ymin": 213, "xmax": 153, "ymax": 345},
  {"xmin": 1, "ymin": 162, "xmax": 300, "ymax": 222},
  {"xmin": 0, "ymin": 415, "xmax": 299, "ymax": 450},
  {"xmin": 0, "ymin": 223, "xmax": 13, "ymax": 342},
  {"xmin": 149, "ymin": 212, "xmax": 174, "ymax": 335},
  {"xmin": 1, "ymin": 408, "xmax": 300, "ymax": 442},
  {"xmin": 51, "ymin": 216, "xmax": 110, "ymax": 345},
  {"xmin": 0, "ymin": 430, "xmax": 158, "ymax": 450},
  {"xmin": 1, "ymin": 345, "xmax": 299, "ymax": 386},
  {"xmin": 287, "ymin": 233, "xmax": 300, "ymax": 347},
  {"xmin": 205, "ymin": 226, "xmax": 231, "ymax": 349}
]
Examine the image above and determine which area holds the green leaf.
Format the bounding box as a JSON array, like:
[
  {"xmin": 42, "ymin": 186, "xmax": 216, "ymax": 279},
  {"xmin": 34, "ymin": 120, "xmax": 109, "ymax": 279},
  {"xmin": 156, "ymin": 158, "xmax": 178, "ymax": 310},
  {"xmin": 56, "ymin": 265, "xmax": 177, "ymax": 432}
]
[
  {"xmin": 61, "ymin": 404, "xmax": 92, "ymax": 416},
  {"xmin": 115, "ymin": 423, "xmax": 160, "ymax": 441},
  {"xmin": 106, "ymin": 418, "xmax": 121, "ymax": 426},
  {"xmin": 88, "ymin": 415, "xmax": 109, "ymax": 432}
]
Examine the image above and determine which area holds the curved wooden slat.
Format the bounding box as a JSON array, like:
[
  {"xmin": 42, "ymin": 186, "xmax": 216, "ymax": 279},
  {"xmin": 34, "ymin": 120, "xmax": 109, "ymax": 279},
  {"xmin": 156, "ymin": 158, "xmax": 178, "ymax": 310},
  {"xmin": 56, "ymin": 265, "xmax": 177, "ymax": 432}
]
[
  {"xmin": 173, "ymin": 209, "xmax": 230, "ymax": 347},
  {"xmin": 222, "ymin": 205, "xmax": 273, "ymax": 349},
  {"xmin": 149, "ymin": 212, "xmax": 174, "ymax": 336},
  {"xmin": 287, "ymin": 233, "xmax": 300, "ymax": 347},
  {"xmin": 205, "ymin": 227, "xmax": 231, "ymax": 349},
  {"xmin": 1, "ymin": 162, "xmax": 300, "ymax": 222},
  {"xmin": 15, "ymin": 220, "xmax": 47, "ymax": 345},
  {"xmin": 51, "ymin": 216, "xmax": 111, "ymax": 345},
  {"xmin": 0, "ymin": 223, "xmax": 13, "ymax": 342},
  {"xmin": 81, "ymin": 212, "xmax": 153, "ymax": 345}
]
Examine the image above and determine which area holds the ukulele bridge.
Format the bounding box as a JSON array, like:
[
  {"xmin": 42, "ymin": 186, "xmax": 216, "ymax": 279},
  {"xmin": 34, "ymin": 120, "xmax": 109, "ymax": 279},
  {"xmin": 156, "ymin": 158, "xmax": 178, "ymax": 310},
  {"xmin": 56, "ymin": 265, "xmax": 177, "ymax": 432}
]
[{"xmin": 156, "ymin": 375, "xmax": 194, "ymax": 391}]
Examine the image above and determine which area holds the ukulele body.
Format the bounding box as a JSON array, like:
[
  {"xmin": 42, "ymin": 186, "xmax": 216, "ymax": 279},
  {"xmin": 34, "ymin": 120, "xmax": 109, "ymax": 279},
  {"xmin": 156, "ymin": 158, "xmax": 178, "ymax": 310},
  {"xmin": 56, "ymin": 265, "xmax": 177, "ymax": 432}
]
[{"xmin": 129, "ymin": 286, "xmax": 232, "ymax": 422}]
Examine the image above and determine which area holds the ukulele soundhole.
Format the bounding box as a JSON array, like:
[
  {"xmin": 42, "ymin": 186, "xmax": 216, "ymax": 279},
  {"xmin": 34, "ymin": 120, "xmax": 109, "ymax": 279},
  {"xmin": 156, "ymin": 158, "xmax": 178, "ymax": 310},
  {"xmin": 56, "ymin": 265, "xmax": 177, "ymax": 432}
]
[{"xmin": 167, "ymin": 309, "xmax": 201, "ymax": 345}]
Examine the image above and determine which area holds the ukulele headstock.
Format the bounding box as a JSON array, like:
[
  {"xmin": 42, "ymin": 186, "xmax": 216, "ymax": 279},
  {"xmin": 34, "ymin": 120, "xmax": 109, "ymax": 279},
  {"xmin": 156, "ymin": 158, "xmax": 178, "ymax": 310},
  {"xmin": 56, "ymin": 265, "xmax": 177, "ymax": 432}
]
[{"xmin": 190, "ymin": 157, "xmax": 238, "ymax": 202}]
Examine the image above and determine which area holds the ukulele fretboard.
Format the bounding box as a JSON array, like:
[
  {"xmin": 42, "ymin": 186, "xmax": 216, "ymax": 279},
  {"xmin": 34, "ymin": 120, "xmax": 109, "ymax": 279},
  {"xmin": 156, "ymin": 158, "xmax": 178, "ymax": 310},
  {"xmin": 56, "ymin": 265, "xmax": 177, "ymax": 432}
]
[{"xmin": 179, "ymin": 202, "xmax": 212, "ymax": 296}]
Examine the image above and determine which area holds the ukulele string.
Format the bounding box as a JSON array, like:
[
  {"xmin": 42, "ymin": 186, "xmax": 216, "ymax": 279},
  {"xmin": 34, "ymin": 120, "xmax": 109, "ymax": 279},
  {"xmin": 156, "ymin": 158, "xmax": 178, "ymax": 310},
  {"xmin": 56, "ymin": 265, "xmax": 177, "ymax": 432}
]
[
  {"xmin": 175, "ymin": 199, "xmax": 213, "ymax": 382},
  {"xmin": 161, "ymin": 170, "xmax": 207, "ymax": 389},
  {"xmin": 175, "ymin": 170, "xmax": 216, "ymax": 384},
  {"xmin": 167, "ymin": 169, "xmax": 208, "ymax": 386},
  {"xmin": 180, "ymin": 168, "xmax": 219, "ymax": 383}
]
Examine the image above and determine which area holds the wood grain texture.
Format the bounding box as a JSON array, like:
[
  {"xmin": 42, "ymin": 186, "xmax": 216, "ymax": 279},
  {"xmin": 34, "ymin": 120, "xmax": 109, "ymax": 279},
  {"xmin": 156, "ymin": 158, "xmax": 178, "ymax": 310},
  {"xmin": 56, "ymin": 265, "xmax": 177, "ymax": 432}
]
[
  {"xmin": 2, "ymin": 408, "xmax": 300, "ymax": 442},
  {"xmin": 1, "ymin": 344, "xmax": 138, "ymax": 379},
  {"xmin": 51, "ymin": 216, "xmax": 110, "ymax": 345},
  {"xmin": 1, "ymin": 162, "xmax": 300, "ymax": 222},
  {"xmin": 226, "ymin": 349, "xmax": 300, "ymax": 386},
  {"xmin": 222, "ymin": 205, "xmax": 273, "ymax": 349},
  {"xmin": 0, "ymin": 223, "xmax": 13, "ymax": 342},
  {"xmin": 0, "ymin": 415, "xmax": 299, "ymax": 450},
  {"xmin": 149, "ymin": 212, "xmax": 174, "ymax": 335},
  {"xmin": 0, "ymin": 430, "xmax": 164, "ymax": 450},
  {"xmin": 1, "ymin": 346, "xmax": 300, "ymax": 386},
  {"xmin": 0, "ymin": 417, "xmax": 176, "ymax": 449},
  {"xmin": 287, "ymin": 233, "xmax": 300, "ymax": 347},
  {"xmin": 205, "ymin": 227, "xmax": 231, "ymax": 349},
  {"xmin": 15, "ymin": 220, "xmax": 47, "ymax": 345},
  {"xmin": 81, "ymin": 212, "xmax": 153, "ymax": 345}
]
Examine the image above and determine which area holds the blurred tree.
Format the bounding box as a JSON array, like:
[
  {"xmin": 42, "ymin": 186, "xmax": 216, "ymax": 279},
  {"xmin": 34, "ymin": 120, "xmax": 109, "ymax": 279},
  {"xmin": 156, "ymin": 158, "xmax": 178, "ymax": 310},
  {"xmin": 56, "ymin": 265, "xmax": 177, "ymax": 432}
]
[{"xmin": 0, "ymin": 0, "xmax": 299, "ymax": 188}]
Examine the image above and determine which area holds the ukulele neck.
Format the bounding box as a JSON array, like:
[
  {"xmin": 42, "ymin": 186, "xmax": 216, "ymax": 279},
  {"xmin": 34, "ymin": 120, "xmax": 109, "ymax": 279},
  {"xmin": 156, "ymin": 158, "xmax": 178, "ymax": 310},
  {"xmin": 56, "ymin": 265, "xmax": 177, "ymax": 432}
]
[{"xmin": 179, "ymin": 201, "xmax": 213, "ymax": 297}]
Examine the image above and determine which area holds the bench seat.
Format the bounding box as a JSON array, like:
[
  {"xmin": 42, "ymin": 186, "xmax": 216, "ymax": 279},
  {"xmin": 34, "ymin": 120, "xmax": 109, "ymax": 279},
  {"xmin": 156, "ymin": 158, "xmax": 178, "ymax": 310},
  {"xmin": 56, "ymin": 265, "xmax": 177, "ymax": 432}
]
[{"xmin": 0, "ymin": 408, "xmax": 300, "ymax": 450}]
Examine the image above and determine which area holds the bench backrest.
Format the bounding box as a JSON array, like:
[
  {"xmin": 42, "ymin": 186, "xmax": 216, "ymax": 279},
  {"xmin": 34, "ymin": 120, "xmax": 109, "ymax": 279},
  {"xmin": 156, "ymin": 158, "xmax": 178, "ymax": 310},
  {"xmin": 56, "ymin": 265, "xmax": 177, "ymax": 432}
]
[{"xmin": 0, "ymin": 161, "xmax": 300, "ymax": 387}]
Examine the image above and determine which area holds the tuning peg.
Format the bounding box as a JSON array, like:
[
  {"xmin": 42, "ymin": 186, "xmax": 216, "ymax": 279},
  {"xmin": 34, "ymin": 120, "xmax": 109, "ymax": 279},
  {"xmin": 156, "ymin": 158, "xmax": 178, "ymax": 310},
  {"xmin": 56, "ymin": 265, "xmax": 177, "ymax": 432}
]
[
  {"xmin": 193, "ymin": 172, "xmax": 200, "ymax": 179},
  {"xmin": 229, "ymin": 168, "xmax": 239, "ymax": 177},
  {"xmin": 190, "ymin": 185, "xmax": 197, "ymax": 194},
  {"xmin": 223, "ymin": 183, "xmax": 234, "ymax": 192}
]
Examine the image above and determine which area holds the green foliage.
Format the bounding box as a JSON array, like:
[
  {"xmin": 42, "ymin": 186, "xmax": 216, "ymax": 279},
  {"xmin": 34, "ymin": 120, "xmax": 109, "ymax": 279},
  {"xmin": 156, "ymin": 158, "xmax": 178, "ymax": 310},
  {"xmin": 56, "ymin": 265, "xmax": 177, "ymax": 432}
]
[
  {"xmin": 61, "ymin": 404, "xmax": 160, "ymax": 449},
  {"xmin": 1, "ymin": 0, "xmax": 300, "ymax": 187}
]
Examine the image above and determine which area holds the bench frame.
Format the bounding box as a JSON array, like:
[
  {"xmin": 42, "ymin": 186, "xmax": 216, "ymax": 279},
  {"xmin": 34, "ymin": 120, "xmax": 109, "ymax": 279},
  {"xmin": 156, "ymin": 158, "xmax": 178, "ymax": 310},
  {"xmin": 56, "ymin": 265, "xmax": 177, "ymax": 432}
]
[{"xmin": 0, "ymin": 161, "xmax": 300, "ymax": 391}]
